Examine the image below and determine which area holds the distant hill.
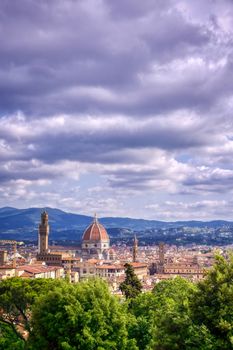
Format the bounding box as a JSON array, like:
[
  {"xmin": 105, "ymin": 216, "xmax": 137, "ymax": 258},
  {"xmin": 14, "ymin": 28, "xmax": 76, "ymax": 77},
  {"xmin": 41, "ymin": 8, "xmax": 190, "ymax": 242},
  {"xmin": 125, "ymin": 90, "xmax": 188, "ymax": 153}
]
[{"xmin": 0, "ymin": 207, "xmax": 232, "ymax": 241}]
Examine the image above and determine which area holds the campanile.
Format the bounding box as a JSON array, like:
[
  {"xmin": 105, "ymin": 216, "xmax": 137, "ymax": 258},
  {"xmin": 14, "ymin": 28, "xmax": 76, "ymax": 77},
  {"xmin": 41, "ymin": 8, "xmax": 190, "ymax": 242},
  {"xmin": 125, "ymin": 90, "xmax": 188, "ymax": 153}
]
[{"xmin": 38, "ymin": 211, "xmax": 49, "ymax": 254}]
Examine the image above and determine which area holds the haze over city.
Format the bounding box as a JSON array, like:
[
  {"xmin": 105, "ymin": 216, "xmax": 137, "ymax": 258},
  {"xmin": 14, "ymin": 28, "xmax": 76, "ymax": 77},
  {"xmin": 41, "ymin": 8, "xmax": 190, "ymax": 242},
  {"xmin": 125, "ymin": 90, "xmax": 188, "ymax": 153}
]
[{"xmin": 1, "ymin": 0, "xmax": 233, "ymax": 220}]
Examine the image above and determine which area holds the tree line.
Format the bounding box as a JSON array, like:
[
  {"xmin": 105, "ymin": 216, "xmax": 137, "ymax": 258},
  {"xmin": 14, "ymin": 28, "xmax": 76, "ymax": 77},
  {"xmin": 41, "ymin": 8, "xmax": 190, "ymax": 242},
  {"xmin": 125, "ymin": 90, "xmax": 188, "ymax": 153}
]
[{"xmin": 0, "ymin": 255, "xmax": 232, "ymax": 349}]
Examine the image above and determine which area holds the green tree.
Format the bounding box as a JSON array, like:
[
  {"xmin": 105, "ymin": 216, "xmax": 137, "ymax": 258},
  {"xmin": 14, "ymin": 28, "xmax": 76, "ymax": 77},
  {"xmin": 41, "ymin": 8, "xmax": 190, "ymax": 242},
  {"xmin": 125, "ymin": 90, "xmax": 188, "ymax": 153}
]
[
  {"xmin": 0, "ymin": 277, "xmax": 64, "ymax": 344},
  {"xmin": 119, "ymin": 263, "xmax": 142, "ymax": 299},
  {"xmin": 29, "ymin": 278, "xmax": 138, "ymax": 350},
  {"xmin": 191, "ymin": 255, "xmax": 233, "ymax": 349},
  {"xmin": 0, "ymin": 323, "xmax": 25, "ymax": 350},
  {"xmin": 130, "ymin": 277, "xmax": 215, "ymax": 350},
  {"xmin": 151, "ymin": 278, "xmax": 215, "ymax": 350},
  {"xmin": 128, "ymin": 292, "xmax": 157, "ymax": 350}
]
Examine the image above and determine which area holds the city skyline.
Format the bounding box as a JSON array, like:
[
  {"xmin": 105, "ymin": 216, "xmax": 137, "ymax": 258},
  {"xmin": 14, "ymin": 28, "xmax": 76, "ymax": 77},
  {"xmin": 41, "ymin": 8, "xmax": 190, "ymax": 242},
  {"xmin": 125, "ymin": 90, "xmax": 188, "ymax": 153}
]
[{"xmin": 1, "ymin": 1, "xmax": 233, "ymax": 220}]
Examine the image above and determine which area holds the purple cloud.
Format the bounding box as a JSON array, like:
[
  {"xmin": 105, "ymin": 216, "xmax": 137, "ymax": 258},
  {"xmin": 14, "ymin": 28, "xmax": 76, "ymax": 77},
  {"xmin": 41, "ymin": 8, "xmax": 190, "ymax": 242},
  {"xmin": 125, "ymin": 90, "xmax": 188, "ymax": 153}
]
[{"xmin": 0, "ymin": 0, "xmax": 233, "ymax": 219}]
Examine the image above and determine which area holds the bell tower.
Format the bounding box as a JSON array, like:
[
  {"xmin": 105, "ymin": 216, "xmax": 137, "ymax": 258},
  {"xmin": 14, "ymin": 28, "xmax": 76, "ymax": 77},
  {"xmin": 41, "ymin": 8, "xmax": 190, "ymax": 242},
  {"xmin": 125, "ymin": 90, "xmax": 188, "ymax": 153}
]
[
  {"xmin": 133, "ymin": 235, "xmax": 138, "ymax": 262},
  {"xmin": 157, "ymin": 242, "xmax": 165, "ymax": 273},
  {"xmin": 38, "ymin": 211, "xmax": 49, "ymax": 254}
]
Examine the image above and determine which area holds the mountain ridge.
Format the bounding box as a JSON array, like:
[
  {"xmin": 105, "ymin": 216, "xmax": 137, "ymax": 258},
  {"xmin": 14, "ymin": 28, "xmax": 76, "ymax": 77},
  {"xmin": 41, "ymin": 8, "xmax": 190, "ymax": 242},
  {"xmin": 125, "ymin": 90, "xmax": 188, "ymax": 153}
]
[{"xmin": 0, "ymin": 206, "xmax": 232, "ymax": 233}]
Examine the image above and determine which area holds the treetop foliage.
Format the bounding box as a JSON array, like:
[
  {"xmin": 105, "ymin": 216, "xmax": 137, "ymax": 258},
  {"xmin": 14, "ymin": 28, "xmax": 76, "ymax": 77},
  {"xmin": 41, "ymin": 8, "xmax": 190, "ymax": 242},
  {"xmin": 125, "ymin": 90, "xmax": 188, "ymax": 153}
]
[
  {"xmin": 119, "ymin": 263, "xmax": 142, "ymax": 299},
  {"xmin": 0, "ymin": 255, "xmax": 232, "ymax": 349}
]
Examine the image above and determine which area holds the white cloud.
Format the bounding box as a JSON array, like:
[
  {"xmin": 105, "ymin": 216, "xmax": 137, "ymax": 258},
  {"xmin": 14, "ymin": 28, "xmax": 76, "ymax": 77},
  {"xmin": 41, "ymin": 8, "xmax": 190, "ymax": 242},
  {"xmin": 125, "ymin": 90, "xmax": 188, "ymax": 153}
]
[{"xmin": 0, "ymin": 0, "xmax": 233, "ymax": 219}]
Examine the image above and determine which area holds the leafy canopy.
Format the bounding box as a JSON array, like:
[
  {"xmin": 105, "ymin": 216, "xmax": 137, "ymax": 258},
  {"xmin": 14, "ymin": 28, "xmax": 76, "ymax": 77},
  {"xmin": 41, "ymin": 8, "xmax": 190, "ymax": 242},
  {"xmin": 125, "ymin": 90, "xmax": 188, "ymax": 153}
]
[
  {"xmin": 191, "ymin": 254, "xmax": 233, "ymax": 349},
  {"xmin": 29, "ymin": 278, "xmax": 138, "ymax": 350},
  {"xmin": 0, "ymin": 277, "xmax": 65, "ymax": 346},
  {"xmin": 0, "ymin": 255, "xmax": 233, "ymax": 350}
]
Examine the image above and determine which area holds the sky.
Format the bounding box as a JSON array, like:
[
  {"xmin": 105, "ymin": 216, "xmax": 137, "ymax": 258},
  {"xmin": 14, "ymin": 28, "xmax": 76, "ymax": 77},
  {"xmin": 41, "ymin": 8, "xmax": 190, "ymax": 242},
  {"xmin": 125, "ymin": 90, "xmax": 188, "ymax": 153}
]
[{"xmin": 1, "ymin": 0, "xmax": 233, "ymax": 220}]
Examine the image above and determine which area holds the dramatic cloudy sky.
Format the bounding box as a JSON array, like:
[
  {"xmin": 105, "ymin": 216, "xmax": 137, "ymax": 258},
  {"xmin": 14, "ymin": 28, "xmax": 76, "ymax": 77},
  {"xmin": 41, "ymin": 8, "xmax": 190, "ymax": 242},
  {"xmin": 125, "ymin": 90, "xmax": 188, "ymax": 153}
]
[{"xmin": 1, "ymin": 0, "xmax": 233, "ymax": 220}]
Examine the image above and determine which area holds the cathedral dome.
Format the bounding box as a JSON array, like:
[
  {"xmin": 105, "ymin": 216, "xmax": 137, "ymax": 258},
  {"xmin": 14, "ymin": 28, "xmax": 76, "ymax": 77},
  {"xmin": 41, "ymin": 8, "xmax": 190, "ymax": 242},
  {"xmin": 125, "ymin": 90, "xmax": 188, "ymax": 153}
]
[{"xmin": 82, "ymin": 215, "xmax": 109, "ymax": 242}]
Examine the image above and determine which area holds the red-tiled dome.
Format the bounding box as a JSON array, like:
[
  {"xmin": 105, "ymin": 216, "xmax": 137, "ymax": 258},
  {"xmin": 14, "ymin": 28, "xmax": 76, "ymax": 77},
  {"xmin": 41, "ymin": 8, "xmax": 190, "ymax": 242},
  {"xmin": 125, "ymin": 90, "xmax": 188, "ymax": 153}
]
[{"xmin": 82, "ymin": 215, "xmax": 109, "ymax": 242}]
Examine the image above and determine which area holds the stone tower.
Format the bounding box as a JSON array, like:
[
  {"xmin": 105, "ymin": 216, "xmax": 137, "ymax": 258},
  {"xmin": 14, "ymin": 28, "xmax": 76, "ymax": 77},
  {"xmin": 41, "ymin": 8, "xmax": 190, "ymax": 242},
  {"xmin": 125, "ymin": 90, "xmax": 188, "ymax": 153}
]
[
  {"xmin": 157, "ymin": 242, "xmax": 165, "ymax": 273},
  {"xmin": 38, "ymin": 211, "xmax": 49, "ymax": 254},
  {"xmin": 133, "ymin": 235, "xmax": 138, "ymax": 262}
]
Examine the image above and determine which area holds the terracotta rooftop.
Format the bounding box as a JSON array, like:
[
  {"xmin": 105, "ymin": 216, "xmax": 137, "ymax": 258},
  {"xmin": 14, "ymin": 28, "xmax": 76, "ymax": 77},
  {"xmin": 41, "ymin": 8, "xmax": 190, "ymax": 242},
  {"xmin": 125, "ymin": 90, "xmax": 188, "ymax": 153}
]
[
  {"xmin": 20, "ymin": 271, "xmax": 32, "ymax": 278},
  {"xmin": 17, "ymin": 264, "xmax": 62, "ymax": 274},
  {"xmin": 87, "ymin": 258, "xmax": 102, "ymax": 264},
  {"xmin": 165, "ymin": 263, "xmax": 200, "ymax": 269},
  {"xmin": 96, "ymin": 264, "xmax": 125, "ymax": 270},
  {"xmin": 62, "ymin": 257, "xmax": 81, "ymax": 261},
  {"xmin": 131, "ymin": 262, "xmax": 148, "ymax": 268},
  {"xmin": 0, "ymin": 265, "xmax": 14, "ymax": 269}
]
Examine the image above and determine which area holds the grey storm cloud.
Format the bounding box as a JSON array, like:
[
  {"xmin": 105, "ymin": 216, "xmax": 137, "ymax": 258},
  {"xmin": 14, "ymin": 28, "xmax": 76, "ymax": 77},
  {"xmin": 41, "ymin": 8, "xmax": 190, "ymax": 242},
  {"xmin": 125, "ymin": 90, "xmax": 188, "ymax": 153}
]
[
  {"xmin": 1, "ymin": 0, "xmax": 233, "ymax": 218},
  {"xmin": 182, "ymin": 168, "xmax": 233, "ymax": 193},
  {"xmin": 0, "ymin": 0, "xmax": 212, "ymax": 116},
  {"xmin": 0, "ymin": 114, "xmax": 215, "ymax": 165},
  {"xmin": 0, "ymin": 163, "xmax": 56, "ymax": 183},
  {"xmin": 106, "ymin": 168, "xmax": 164, "ymax": 190}
]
